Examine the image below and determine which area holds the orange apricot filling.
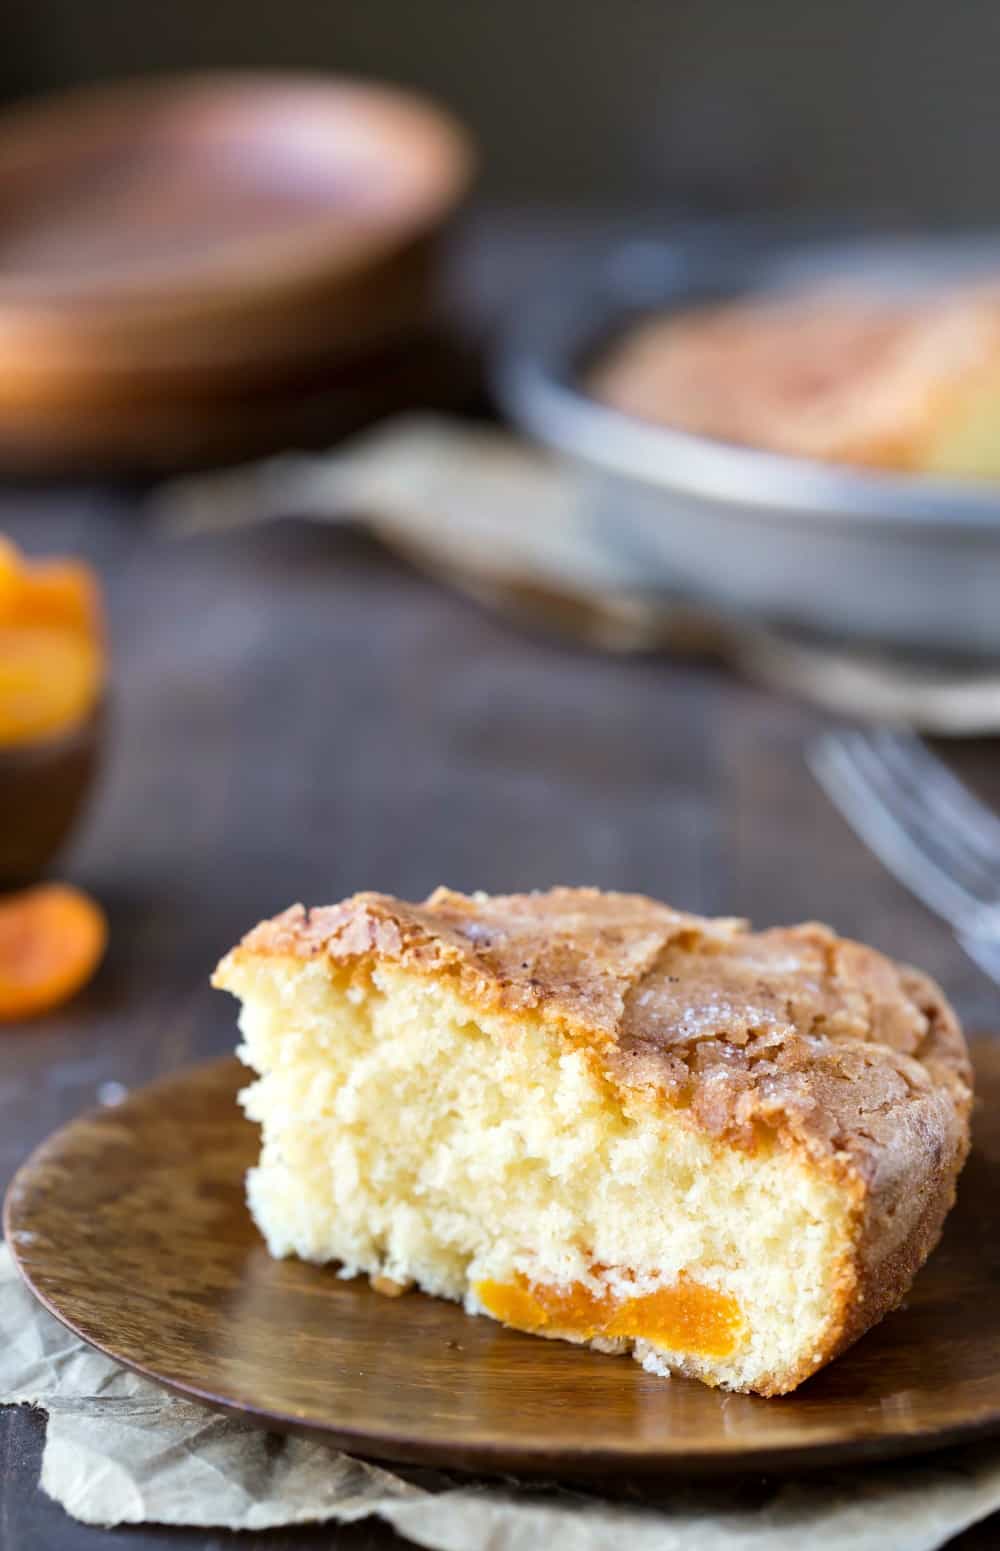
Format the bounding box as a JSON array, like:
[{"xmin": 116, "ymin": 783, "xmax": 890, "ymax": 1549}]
[
  {"xmin": 476, "ymin": 1270, "xmax": 745, "ymax": 1359},
  {"xmin": 0, "ymin": 883, "xmax": 107, "ymax": 1020}
]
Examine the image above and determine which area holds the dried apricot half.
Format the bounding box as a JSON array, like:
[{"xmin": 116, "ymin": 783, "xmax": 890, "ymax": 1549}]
[
  {"xmin": 0, "ymin": 883, "xmax": 107, "ymax": 1020},
  {"xmin": 0, "ymin": 626, "xmax": 103, "ymax": 745},
  {"xmin": 0, "ymin": 538, "xmax": 19, "ymax": 613},
  {"xmin": 7, "ymin": 558, "xmax": 104, "ymax": 641}
]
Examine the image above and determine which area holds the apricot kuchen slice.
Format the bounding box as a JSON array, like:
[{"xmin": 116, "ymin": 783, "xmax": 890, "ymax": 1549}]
[{"xmin": 0, "ymin": 883, "xmax": 107, "ymax": 1020}]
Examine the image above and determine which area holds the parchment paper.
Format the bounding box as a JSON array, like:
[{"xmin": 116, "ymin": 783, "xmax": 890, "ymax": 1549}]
[
  {"xmin": 153, "ymin": 414, "xmax": 1000, "ymax": 734},
  {"xmin": 3, "ymin": 1245, "xmax": 1000, "ymax": 1549}
]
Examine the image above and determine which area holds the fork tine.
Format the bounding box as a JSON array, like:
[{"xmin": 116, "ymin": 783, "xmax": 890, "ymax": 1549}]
[
  {"xmin": 808, "ymin": 733, "xmax": 997, "ymax": 933},
  {"xmin": 870, "ymin": 729, "xmax": 1000, "ymax": 861},
  {"xmin": 845, "ymin": 731, "xmax": 1000, "ymax": 912}
]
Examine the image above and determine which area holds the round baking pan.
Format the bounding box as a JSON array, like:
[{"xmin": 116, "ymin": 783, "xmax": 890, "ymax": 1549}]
[{"xmin": 494, "ymin": 230, "xmax": 1000, "ymax": 656}]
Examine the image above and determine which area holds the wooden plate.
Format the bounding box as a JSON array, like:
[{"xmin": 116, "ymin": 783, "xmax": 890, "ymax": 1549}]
[
  {"xmin": 6, "ymin": 1046, "xmax": 1000, "ymax": 1481},
  {"xmin": 0, "ymin": 74, "xmax": 472, "ymax": 466}
]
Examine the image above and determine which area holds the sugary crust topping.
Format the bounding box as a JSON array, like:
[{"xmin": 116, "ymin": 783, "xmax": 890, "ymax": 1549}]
[
  {"xmin": 216, "ymin": 887, "xmax": 972, "ymax": 1178},
  {"xmin": 591, "ymin": 285, "xmax": 1000, "ymax": 470}
]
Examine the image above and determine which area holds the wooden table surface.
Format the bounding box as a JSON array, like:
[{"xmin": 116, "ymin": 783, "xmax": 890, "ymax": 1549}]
[{"xmin": 2, "ymin": 214, "xmax": 1000, "ymax": 1550}]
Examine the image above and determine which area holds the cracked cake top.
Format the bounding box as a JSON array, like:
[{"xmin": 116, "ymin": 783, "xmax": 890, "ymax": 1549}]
[{"xmin": 218, "ymin": 886, "xmax": 972, "ymax": 1176}]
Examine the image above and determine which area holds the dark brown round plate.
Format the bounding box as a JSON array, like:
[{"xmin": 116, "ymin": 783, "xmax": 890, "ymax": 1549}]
[{"xmin": 5, "ymin": 1047, "xmax": 1000, "ymax": 1480}]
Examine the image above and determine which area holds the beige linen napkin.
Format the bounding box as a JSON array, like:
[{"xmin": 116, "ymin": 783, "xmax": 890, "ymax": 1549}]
[
  {"xmin": 3, "ymin": 1244, "xmax": 1000, "ymax": 1549},
  {"xmin": 154, "ymin": 414, "xmax": 1000, "ymax": 734}
]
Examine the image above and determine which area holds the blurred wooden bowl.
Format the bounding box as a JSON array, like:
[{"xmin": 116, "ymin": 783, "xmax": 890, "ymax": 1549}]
[
  {"xmin": 0, "ymin": 74, "xmax": 473, "ymax": 467},
  {"xmin": 0, "ymin": 329, "xmax": 478, "ymax": 474},
  {"xmin": 0, "ymin": 701, "xmax": 105, "ymax": 888}
]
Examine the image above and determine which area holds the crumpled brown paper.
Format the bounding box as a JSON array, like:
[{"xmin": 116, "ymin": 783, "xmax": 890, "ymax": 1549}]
[{"xmin": 3, "ymin": 1246, "xmax": 1000, "ymax": 1549}]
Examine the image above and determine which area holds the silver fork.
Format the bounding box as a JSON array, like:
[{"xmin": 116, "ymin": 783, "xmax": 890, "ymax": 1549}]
[{"xmin": 808, "ymin": 728, "xmax": 1000, "ymax": 985}]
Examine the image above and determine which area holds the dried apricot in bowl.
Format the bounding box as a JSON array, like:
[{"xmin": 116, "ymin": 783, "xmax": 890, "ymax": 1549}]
[
  {"xmin": 0, "ymin": 626, "xmax": 102, "ymax": 745},
  {"xmin": 0, "ymin": 538, "xmax": 105, "ymax": 747},
  {"xmin": 4, "ymin": 557, "xmax": 104, "ymax": 641},
  {"xmin": 0, "ymin": 537, "xmax": 19, "ymax": 609},
  {"xmin": 0, "ymin": 540, "xmax": 104, "ymax": 640},
  {"xmin": 0, "ymin": 883, "xmax": 107, "ymax": 1020}
]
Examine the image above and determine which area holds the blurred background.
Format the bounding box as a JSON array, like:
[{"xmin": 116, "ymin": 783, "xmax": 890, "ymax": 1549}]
[{"xmin": 4, "ymin": 0, "xmax": 1000, "ymax": 220}]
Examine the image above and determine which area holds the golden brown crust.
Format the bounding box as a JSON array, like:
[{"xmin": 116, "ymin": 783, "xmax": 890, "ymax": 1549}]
[
  {"xmin": 217, "ymin": 886, "xmax": 971, "ymax": 1154},
  {"xmin": 214, "ymin": 886, "xmax": 972, "ymax": 1391},
  {"xmin": 590, "ymin": 285, "xmax": 1000, "ymax": 471}
]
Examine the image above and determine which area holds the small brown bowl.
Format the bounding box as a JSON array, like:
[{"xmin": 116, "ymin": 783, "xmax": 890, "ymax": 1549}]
[{"xmin": 0, "ymin": 701, "xmax": 105, "ymax": 888}]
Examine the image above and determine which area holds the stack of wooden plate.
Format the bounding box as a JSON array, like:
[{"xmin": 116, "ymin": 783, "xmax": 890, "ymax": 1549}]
[{"xmin": 0, "ymin": 74, "xmax": 474, "ymax": 471}]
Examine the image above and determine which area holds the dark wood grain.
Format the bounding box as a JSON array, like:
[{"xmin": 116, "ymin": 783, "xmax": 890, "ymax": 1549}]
[
  {"xmin": 2, "ymin": 208, "xmax": 1000, "ymax": 1547},
  {"xmin": 5, "ymin": 1043, "xmax": 1000, "ymax": 1483}
]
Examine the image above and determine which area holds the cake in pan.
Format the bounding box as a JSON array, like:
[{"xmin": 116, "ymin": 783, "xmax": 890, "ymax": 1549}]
[
  {"xmin": 591, "ymin": 285, "xmax": 1000, "ymax": 477},
  {"xmin": 213, "ymin": 886, "xmax": 972, "ymax": 1396}
]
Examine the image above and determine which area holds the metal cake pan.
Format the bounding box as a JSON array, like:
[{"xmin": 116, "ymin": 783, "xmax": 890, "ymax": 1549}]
[{"xmin": 494, "ymin": 230, "xmax": 1000, "ymax": 657}]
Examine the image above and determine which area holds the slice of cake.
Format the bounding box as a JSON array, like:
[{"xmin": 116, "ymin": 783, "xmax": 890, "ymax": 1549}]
[
  {"xmin": 212, "ymin": 887, "xmax": 972, "ymax": 1396},
  {"xmin": 590, "ymin": 284, "xmax": 1000, "ymax": 477}
]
